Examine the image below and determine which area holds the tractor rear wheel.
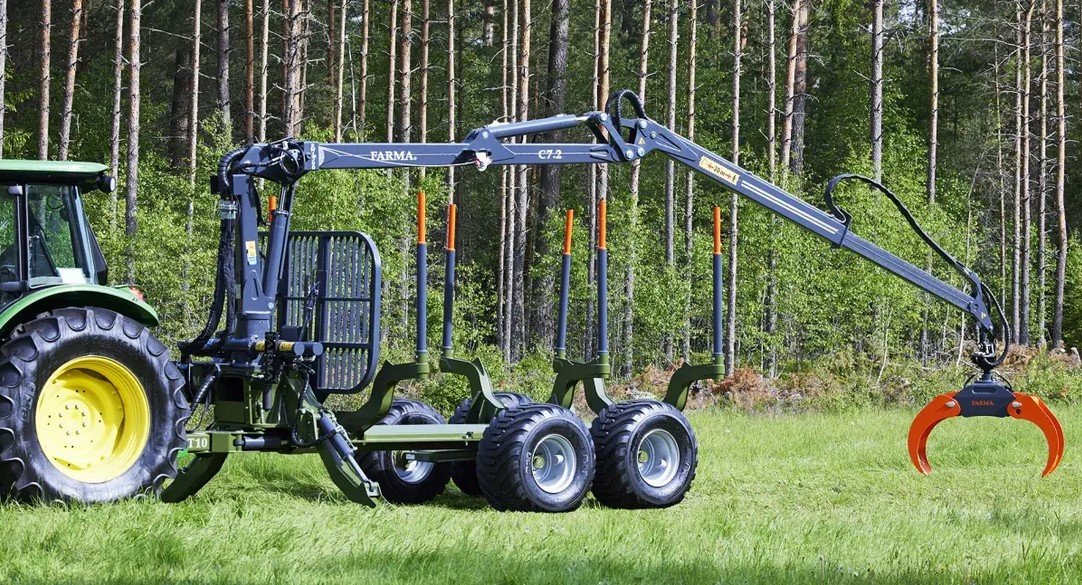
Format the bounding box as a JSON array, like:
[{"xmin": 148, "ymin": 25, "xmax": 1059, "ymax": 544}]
[
  {"xmin": 448, "ymin": 391, "xmax": 533, "ymax": 496},
  {"xmin": 476, "ymin": 404, "xmax": 594, "ymax": 512},
  {"xmin": 358, "ymin": 399, "xmax": 452, "ymax": 504},
  {"xmin": 0, "ymin": 307, "xmax": 189, "ymax": 504},
  {"xmin": 590, "ymin": 400, "xmax": 698, "ymax": 508}
]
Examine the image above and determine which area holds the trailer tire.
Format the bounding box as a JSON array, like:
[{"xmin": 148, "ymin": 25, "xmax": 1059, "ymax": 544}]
[
  {"xmin": 358, "ymin": 399, "xmax": 451, "ymax": 504},
  {"xmin": 0, "ymin": 307, "xmax": 189, "ymax": 504},
  {"xmin": 448, "ymin": 392, "xmax": 533, "ymax": 496},
  {"xmin": 590, "ymin": 400, "xmax": 697, "ymax": 508},
  {"xmin": 476, "ymin": 404, "xmax": 594, "ymax": 512}
]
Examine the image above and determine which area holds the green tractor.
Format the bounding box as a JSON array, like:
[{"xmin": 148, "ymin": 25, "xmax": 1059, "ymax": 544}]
[{"xmin": 0, "ymin": 160, "xmax": 189, "ymax": 503}]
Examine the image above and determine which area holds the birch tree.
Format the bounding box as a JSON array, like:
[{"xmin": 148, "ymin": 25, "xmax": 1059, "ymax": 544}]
[
  {"xmin": 870, "ymin": 0, "xmax": 884, "ymax": 181},
  {"xmin": 725, "ymin": 0, "xmax": 741, "ymax": 375},
  {"xmin": 109, "ymin": 0, "xmax": 125, "ymax": 225},
  {"xmin": 333, "ymin": 0, "xmax": 347, "ymax": 141},
  {"xmin": 682, "ymin": 0, "xmax": 699, "ymax": 361}
]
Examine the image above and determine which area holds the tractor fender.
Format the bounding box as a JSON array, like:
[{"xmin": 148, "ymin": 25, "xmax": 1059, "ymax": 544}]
[{"xmin": 0, "ymin": 284, "xmax": 159, "ymax": 338}]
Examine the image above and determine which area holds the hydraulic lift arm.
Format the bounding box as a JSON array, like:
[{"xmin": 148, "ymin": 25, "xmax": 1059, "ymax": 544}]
[{"xmin": 213, "ymin": 90, "xmax": 1062, "ymax": 476}]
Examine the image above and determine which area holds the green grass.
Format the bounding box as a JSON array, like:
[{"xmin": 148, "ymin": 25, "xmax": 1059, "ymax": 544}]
[{"xmin": 1, "ymin": 407, "xmax": 1080, "ymax": 584}]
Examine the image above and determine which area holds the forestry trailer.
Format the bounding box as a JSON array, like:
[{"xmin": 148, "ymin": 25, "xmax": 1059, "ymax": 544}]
[{"xmin": 0, "ymin": 91, "xmax": 1063, "ymax": 512}]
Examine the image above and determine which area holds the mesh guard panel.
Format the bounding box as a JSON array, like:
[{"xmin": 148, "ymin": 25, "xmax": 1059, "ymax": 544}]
[{"xmin": 275, "ymin": 231, "xmax": 382, "ymax": 395}]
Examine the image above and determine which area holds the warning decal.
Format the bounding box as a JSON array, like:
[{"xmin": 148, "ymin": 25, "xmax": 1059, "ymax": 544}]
[{"xmin": 699, "ymin": 156, "xmax": 740, "ymax": 186}]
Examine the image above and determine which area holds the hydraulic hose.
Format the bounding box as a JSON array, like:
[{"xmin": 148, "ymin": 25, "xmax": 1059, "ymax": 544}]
[
  {"xmin": 823, "ymin": 173, "xmax": 1010, "ymax": 372},
  {"xmin": 180, "ymin": 147, "xmax": 248, "ymax": 356}
]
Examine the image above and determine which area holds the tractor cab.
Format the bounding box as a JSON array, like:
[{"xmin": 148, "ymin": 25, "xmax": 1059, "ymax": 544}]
[{"xmin": 0, "ymin": 160, "xmax": 113, "ymax": 301}]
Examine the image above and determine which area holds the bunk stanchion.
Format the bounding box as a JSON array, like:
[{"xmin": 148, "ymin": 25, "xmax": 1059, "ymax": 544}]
[
  {"xmin": 664, "ymin": 205, "xmax": 726, "ymax": 410},
  {"xmin": 597, "ymin": 198, "xmax": 609, "ymax": 363},
  {"xmin": 441, "ymin": 203, "xmax": 457, "ymax": 356},
  {"xmin": 555, "ymin": 209, "xmax": 574, "ymax": 360},
  {"xmin": 354, "ymin": 191, "xmax": 433, "ymax": 428},
  {"xmin": 549, "ymin": 204, "xmax": 615, "ymax": 414},
  {"xmin": 416, "ymin": 191, "xmax": 428, "ymax": 363},
  {"xmin": 437, "ymin": 203, "xmax": 504, "ymax": 423}
]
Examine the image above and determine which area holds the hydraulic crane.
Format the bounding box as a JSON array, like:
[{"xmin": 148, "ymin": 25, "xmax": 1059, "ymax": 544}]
[{"xmin": 170, "ymin": 90, "xmax": 1061, "ymax": 509}]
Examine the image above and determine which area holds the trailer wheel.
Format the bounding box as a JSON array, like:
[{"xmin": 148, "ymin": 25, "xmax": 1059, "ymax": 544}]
[
  {"xmin": 590, "ymin": 400, "xmax": 698, "ymax": 508},
  {"xmin": 358, "ymin": 399, "xmax": 451, "ymax": 504},
  {"xmin": 0, "ymin": 307, "xmax": 189, "ymax": 504},
  {"xmin": 476, "ymin": 404, "xmax": 594, "ymax": 512},
  {"xmin": 448, "ymin": 392, "xmax": 533, "ymax": 496}
]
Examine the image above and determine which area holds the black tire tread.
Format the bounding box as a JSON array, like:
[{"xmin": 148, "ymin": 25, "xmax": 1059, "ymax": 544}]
[
  {"xmin": 448, "ymin": 392, "xmax": 534, "ymax": 497},
  {"xmin": 476, "ymin": 403, "xmax": 593, "ymax": 512},
  {"xmin": 0, "ymin": 307, "xmax": 189, "ymax": 503},
  {"xmin": 357, "ymin": 398, "xmax": 451, "ymax": 504},
  {"xmin": 591, "ymin": 399, "xmax": 698, "ymax": 509}
]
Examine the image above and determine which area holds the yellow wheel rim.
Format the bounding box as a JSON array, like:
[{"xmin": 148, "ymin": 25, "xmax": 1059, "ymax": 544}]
[{"xmin": 34, "ymin": 356, "xmax": 150, "ymax": 483}]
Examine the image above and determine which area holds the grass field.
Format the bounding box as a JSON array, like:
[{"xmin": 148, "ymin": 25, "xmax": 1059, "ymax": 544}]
[{"xmin": 1, "ymin": 406, "xmax": 1079, "ymax": 584}]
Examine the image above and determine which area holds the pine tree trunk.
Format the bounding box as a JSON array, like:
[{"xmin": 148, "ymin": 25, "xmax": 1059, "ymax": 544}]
[
  {"xmin": 218, "ymin": 0, "xmax": 232, "ymax": 132},
  {"xmin": 870, "ymin": 0, "xmax": 883, "ymax": 181},
  {"xmin": 169, "ymin": 47, "xmax": 192, "ymax": 167},
  {"xmin": 125, "ymin": 0, "xmax": 141, "ymax": 281},
  {"xmin": 995, "ymin": 46, "xmax": 1007, "ymax": 302},
  {"xmin": 536, "ymin": 0, "xmax": 570, "ymax": 352},
  {"xmin": 38, "ymin": 0, "xmax": 52, "ymax": 160},
  {"xmin": 927, "ymin": 0, "xmax": 938, "ymax": 204},
  {"xmin": 109, "ymin": 0, "xmax": 125, "ymax": 228},
  {"xmin": 584, "ymin": 0, "xmax": 604, "ymax": 359},
  {"xmin": 499, "ymin": 0, "xmax": 513, "ymax": 359},
  {"xmin": 0, "ymin": 0, "xmax": 7, "ymax": 158},
  {"xmin": 418, "ymin": 0, "xmax": 429, "ymax": 142},
  {"xmin": 257, "ymin": 0, "xmax": 268, "ymax": 141},
  {"xmin": 663, "ymin": 0, "xmax": 677, "ymax": 268},
  {"xmin": 620, "ymin": 0, "xmax": 650, "ymax": 377},
  {"xmin": 355, "ymin": 0, "xmax": 369, "ymax": 137},
  {"xmin": 763, "ymin": 0, "xmax": 778, "ymax": 375},
  {"xmin": 446, "ymin": 0, "xmax": 456, "ymax": 188},
  {"xmin": 1012, "ymin": 0, "xmax": 1023, "ymax": 342},
  {"xmin": 385, "ymin": 0, "xmax": 398, "ymax": 142},
  {"xmin": 333, "ymin": 0, "xmax": 347, "ymax": 141},
  {"xmin": 725, "ymin": 0, "xmax": 742, "ymax": 376},
  {"xmin": 1020, "ymin": 0, "xmax": 1035, "ymax": 346},
  {"xmin": 682, "ymin": 0, "xmax": 698, "ymax": 362},
  {"xmin": 791, "ymin": 0, "xmax": 808, "ymax": 174},
  {"xmin": 512, "ymin": 0, "xmax": 530, "ymax": 360},
  {"xmin": 188, "ymin": 1, "xmax": 203, "ymax": 185},
  {"xmin": 1051, "ymin": 0, "xmax": 1066, "ymax": 348},
  {"xmin": 397, "ymin": 0, "xmax": 411, "ymax": 143},
  {"xmin": 57, "ymin": 0, "xmax": 83, "ymax": 161},
  {"xmin": 1037, "ymin": 0, "xmax": 1049, "ymax": 345},
  {"xmin": 245, "ymin": 0, "xmax": 255, "ymax": 141},
  {"xmin": 283, "ymin": 0, "xmax": 303, "ymax": 136}
]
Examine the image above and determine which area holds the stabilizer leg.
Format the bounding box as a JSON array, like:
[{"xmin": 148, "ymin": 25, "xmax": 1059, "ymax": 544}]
[{"xmin": 161, "ymin": 453, "xmax": 229, "ymax": 503}]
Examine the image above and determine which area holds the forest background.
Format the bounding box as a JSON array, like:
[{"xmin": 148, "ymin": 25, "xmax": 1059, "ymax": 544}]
[{"xmin": 0, "ymin": 0, "xmax": 1080, "ymax": 411}]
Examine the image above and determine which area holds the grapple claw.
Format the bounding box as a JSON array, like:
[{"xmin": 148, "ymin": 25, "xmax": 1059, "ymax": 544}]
[
  {"xmin": 907, "ymin": 378, "xmax": 1065, "ymax": 477},
  {"xmin": 1005, "ymin": 393, "xmax": 1065, "ymax": 477},
  {"xmin": 907, "ymin": 392, "xmax": 961, "ymax": 475}
]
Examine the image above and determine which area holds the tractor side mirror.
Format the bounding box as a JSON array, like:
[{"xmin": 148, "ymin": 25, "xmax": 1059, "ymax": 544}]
[
  {"xmin": 6, "ymin": 185, "xmax": 23, "ymax": 197},
  {"xmin": 97, "ymin": 175, "xmax": 116, "ymax": 193}
]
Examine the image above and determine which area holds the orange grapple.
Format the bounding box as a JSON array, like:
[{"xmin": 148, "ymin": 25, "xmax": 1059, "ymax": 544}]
[{"xmin": 907, "ymin": 376, "xmax": 1064, "ymax": 477}]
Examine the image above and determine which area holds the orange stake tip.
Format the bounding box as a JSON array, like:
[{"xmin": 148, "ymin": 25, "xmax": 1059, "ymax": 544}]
[
  {"xmin": 446, "ymin": 204, "xmax": 457, "ymax": 250},
  {"xmin": 417, "ymin": 191, "xmax": 427, "ymax": 244},
  {"xmin": 598, "ymin": 198, "xmax": 607, "ymax": 250},
  {"xmin": 563, "ymin": 209, "xmax": 574, "ymax": 254}
]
